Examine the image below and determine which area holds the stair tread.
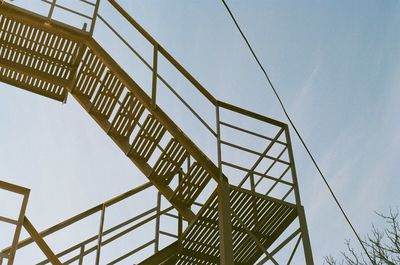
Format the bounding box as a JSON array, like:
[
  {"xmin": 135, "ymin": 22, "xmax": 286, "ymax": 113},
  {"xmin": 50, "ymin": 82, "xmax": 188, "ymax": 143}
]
[
  {"xmin": 177, "ymin": 185, "xmax": 298, "ymax": 264},
  {"xmin": 128, "ymin": 114, "xmax": 166, "ymax": 161},
  {"xmin": 109, "ymin": 92, "xmax": 145, "ymax": 139},
  {"xmin": 171, "ymin": 162, "xmax": 211, "ymax": 206},
  {"xmin": 150, "ymin": 138, "xmax": 189, "ymax": 184}
]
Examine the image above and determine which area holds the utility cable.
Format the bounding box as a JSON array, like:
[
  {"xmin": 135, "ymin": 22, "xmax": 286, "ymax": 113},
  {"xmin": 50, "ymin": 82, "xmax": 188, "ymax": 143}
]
[{"xmin": 220, "ymin": 0, "xmax": 374, "ymax": 263}]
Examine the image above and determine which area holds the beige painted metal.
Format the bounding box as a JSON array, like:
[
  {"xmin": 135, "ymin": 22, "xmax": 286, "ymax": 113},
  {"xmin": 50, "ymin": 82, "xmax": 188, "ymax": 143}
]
[{"xmin": 0, "ymin": 1, "xmax": 314, "ymax": 264}]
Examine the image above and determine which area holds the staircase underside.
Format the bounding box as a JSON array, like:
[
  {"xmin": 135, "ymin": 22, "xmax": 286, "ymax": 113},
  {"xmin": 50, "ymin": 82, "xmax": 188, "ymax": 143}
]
[
  {"xmin": 175, "ymin": 185, "xmax": 297, "ymax": 265},
  {"xmin": 0, "ymin": 3, "xmax": 307, "ymax": 264}
]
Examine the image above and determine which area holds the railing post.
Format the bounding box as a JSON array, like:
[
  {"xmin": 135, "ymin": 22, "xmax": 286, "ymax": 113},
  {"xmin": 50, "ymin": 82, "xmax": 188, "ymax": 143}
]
[
  {"xmin": 284, "ymin": 125, "xmax": 314, "ymax": 265},
  {"xmin": 95, "ymin": 204, "xmax": 106, "ymax": 265},
  {"xmin": 178, "ymin": 168, "xmax": 184, "ymax": 247},
  {"xmin": 89, "ymin": 0, "xmax": 101, "ymax": 35},
  {"xmin": 216, "ymin": 104, "xmax": 234, "ymax": 264},
  {"xmin": 151, "ymin": 44, "xmax": 159, "ymax": 109},
  {"xmin": 47, "ymin": 0, "xmax": 57, "ymax": 20},
  {"xmin": 154, "ymin": 192, "xmax": 161, "ymax": 253},
  {"xmin": 216, "ymin": 105, "xmax": 222, "ymax": 178},
  {"xmin": 217, "ymin": 180, "xmax": 234, "ymax": 265},
  {"xmin": 78, "ymin": 245, "xmax": 85, "ymax": 265},
  {"xmin": 4, "ymin": 182, "xmax": 30, "ymax": 265}
]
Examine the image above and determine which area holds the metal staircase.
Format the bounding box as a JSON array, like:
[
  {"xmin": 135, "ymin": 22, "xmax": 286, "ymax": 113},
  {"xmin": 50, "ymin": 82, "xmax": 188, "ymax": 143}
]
[{"xmin": 0, "ymin": 1, "xmax": 314, "ymax": 264}]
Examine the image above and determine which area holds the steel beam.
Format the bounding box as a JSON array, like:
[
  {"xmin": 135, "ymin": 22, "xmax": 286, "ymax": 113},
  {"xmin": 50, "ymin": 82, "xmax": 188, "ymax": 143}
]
[
  {"xmin": 217, "ymin": 180, "xmax": 234, "ymax": 265},
  {"xmin": 23, "ymin": 217, "xmax": 62, "ymax": 265}
]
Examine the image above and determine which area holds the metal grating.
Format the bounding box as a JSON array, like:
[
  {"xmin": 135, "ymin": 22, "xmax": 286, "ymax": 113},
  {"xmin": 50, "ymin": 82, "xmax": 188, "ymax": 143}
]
[
  {"xmin": 151, "ymin": 138, "xmax": 189, "ymax": 184},
  {"xmin": 0, "ymin": 2, "xmax": 314, "ymax": 263},
  {"xmin": 128, "ymin": 114, "xmax": 166, "ymax": 161},
  {"xmin": 72, "ymin": 47, "xmax": 106, "ymax": 99},
  {"xmin": 171, "ymin": 162, "xmax": 212, "ymax": 206},
  {"xmin": 109, "ymin": 91, "xmax": 145, "ymax": 139},
  {"xmin": 90, "ymin": 70, "xmax": 124, "ymax": 118},
  {"xmin": 177, "ymin": 186, "xmax": 298, "ymax": 264},
  {"xmin": 0, "ymin": 13, "xmax": 80, "ymax": 101}
]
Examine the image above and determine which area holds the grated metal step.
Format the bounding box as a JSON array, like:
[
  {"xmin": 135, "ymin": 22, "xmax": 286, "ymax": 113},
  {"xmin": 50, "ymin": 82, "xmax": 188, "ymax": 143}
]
[
  {"xmin": 177, "ymin": 186, "xmax": 298, "ymax": 265},
  {"xmin": 0, "ymin": 12, "xmax": 81, "ymax": 101}
]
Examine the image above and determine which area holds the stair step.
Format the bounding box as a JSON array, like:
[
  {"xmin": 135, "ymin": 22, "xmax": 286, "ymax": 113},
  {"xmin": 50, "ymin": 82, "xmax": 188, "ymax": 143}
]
[
  {"xmin": 0, "ymin": 13, "xmax": 81, "ymax": 101},
  {"xmin": 150, "ymin": 138, "xmax": 189, "ymax": 184},
  {"xmin": 177, "ymin": 186, "xmax": 298, "ymax": 264},
  {"xmin": 128, "ymin": 114, "xmax": 166, "ymax": 161},
  {"xmin": 72, "ymin": 47, "xmax": 106, "ymax": 99},
  {"xmin": 109, "ymin": 92, "xmax": 145, "ymax": 140},
  {"xmin": 171, "ymin": 162, "xmax": 211, "ymax": 207},
  {"xmin": 90, "ymin": 70, "xmax": 124, "ymax": 119}
]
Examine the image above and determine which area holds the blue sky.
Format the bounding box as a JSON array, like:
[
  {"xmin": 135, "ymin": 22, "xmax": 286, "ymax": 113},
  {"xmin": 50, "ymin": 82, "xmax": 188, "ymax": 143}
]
[{"xmin": 1, "ymin": 0, "xmax": 400, "ymax": 264}]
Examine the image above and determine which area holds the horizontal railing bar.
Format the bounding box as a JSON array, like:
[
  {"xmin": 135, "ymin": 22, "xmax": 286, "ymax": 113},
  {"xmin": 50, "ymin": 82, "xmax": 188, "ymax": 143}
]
[
  {"xmin": 158, "ymin": 75, "xmax": 217, "ymax": 137},
  {"xmin": 79, "ymin": 0, "xmax": 96, "ymax": 6},
  {"xmin": 63, "ymin": 245, "xmax": 97, "ymax": 265},
  {"xmin": 0, "ymin": 252, "xmax": 9, "ymax": 258},
  {"xmin": 217, "ymin": 100, "xmax": 287, "ymax": 128},
  {"xmin": 97, "ymin": 14, "xmax": 153, "ymax": 70},
  {"xmin": 107, "ymin": 0, "xmax": 218, "ymax": 105},
  {"xmin": 0, "ymin": 180, "xmax": 30, "ymax": 195},
  {"xmin": 241, "ymin": 142, "xmax": 287, "ymax": 188},
  {"xmin": 163, "ymin": 212, "xmax": 179, "ymax": 220},
  {"xmin": 103, "ymin": 182, "xmax": 153, "ymax": 207},
  {"xmin": 0, "ymin": 216, "xmax": 18, "ymax": 225},
  {"xmin": 219, "ymin": 121, "xmax": 286, "ymax": 145},
  {"xmin": 41, "ymin": 0, "xmax": 93, "ymax": 20},
  {"xmin": 101, "ymin": 206, "xmax": 175, "ymax": 246},
  {"xmin": 107, "ymin": 240, "xmax": 155, "ymax": 265},
  {"xmin": 3, "ymin": 182, "xmax": 152, "ymax": 253},
  {"xmin": 221, "ymin": 140, "xmax": 290, "ymax": 165},
  {"xmin": 101, "ymin": 207, "xmax": 158, "ymax": 239},
  {"xmin": 97, "ymin": 14, "xmax": 216, "ymax": 137},
  {"xmin": 221, "ymin": 161, "xmax": 293, "ymax": 186},
  {"xmin": 159, "ymin": 230, "xmax": 178, "ymax": 239},
  {"xmin": 37, "ymin": 207, "xmax": 158, "ymax": 264},
  {"xmin": 257, "ymin": 147, "xmax": 289, "ymax": 186},
  {"xmin": 259, "ymin": 165, "xmax": 291, "ymax": 192}
]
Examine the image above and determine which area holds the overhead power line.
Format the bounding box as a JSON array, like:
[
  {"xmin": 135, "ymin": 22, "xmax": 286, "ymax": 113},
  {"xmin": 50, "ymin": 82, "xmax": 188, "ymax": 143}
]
[{"xmin": 220, "ymin": 0, "xmax": 374, "ymax": 263}]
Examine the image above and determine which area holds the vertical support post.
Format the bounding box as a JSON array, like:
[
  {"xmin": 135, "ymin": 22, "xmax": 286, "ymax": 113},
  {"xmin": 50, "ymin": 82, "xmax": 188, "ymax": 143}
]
[
  {"xmin": 284, "ymin": 125, "xmax": 314, "ymax": 265},
  {"xmin": 216, "ymin": 105, "xmax": 223, "ymax": 178},
  {"xmin": 216, "ymin": 105, "xmax": 234, "ymax": 264},
  {"xmin": 217, "ymin": 180, "xmax": 234, "ymax": 265},
  {"xmin": 154, "ymin": 192, "xmax": 162, "ymax": 253},
  {"xmin": 7, "ymin": 190, "xmax": 30, "ymax": 265},
  {"xmin": 95, "ymin": 204, "xmax": 106, "ymax": 265},
  {"xmin": 78, "ymin": 245, "xmax": 85, "ymax": 265},
  {"xmin": 47, "ymin": 0, "xmax": 57, "ymax": 20},
  {"xmin": 151, "ymin": 44, "xmax": 159, "ymax": 109},
  {"xmin": 89, "ymin": 0, "xmax": 101, "ymax": 35},
  {"xmin": 178, "ymin": 169, "xmax": 184, "ymax": 247}
]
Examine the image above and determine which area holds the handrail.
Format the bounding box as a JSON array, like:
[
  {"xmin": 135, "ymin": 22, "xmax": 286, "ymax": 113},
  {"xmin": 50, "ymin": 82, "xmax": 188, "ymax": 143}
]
[
  {"xmin": 107, "ymin": 0, "xmax": 218, "ymax": 106},
  {"xmin": 95, "ymin": 2, "xmax": 293, "ymax": 195},
  {"xmin": 42, "ymin": 0, "xmax": 93, "ymax": 20},
  {"xmin": 40, "ymin": 0, "xmax": 99, "ymax": 33},
  {"xmin": 217, "ymin": 100, "xmax": 286, "ymax": 128},
  {"xmin": 1, "ymin": 182, "xmax": 153, "ymax": 253},
  {"xmin": 1, "ymin": 181, "xmax": 181, "ymax": 264},
  {"xmin": 97, "ymin": 13, "xmax": 217, "ymax": 136}
]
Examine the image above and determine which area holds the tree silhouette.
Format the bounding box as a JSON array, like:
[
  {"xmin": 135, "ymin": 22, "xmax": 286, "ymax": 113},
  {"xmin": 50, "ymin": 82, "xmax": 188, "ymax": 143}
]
[{"xmin": 325, "ymin": 210, "xmax": 400, "ymax": 265}]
